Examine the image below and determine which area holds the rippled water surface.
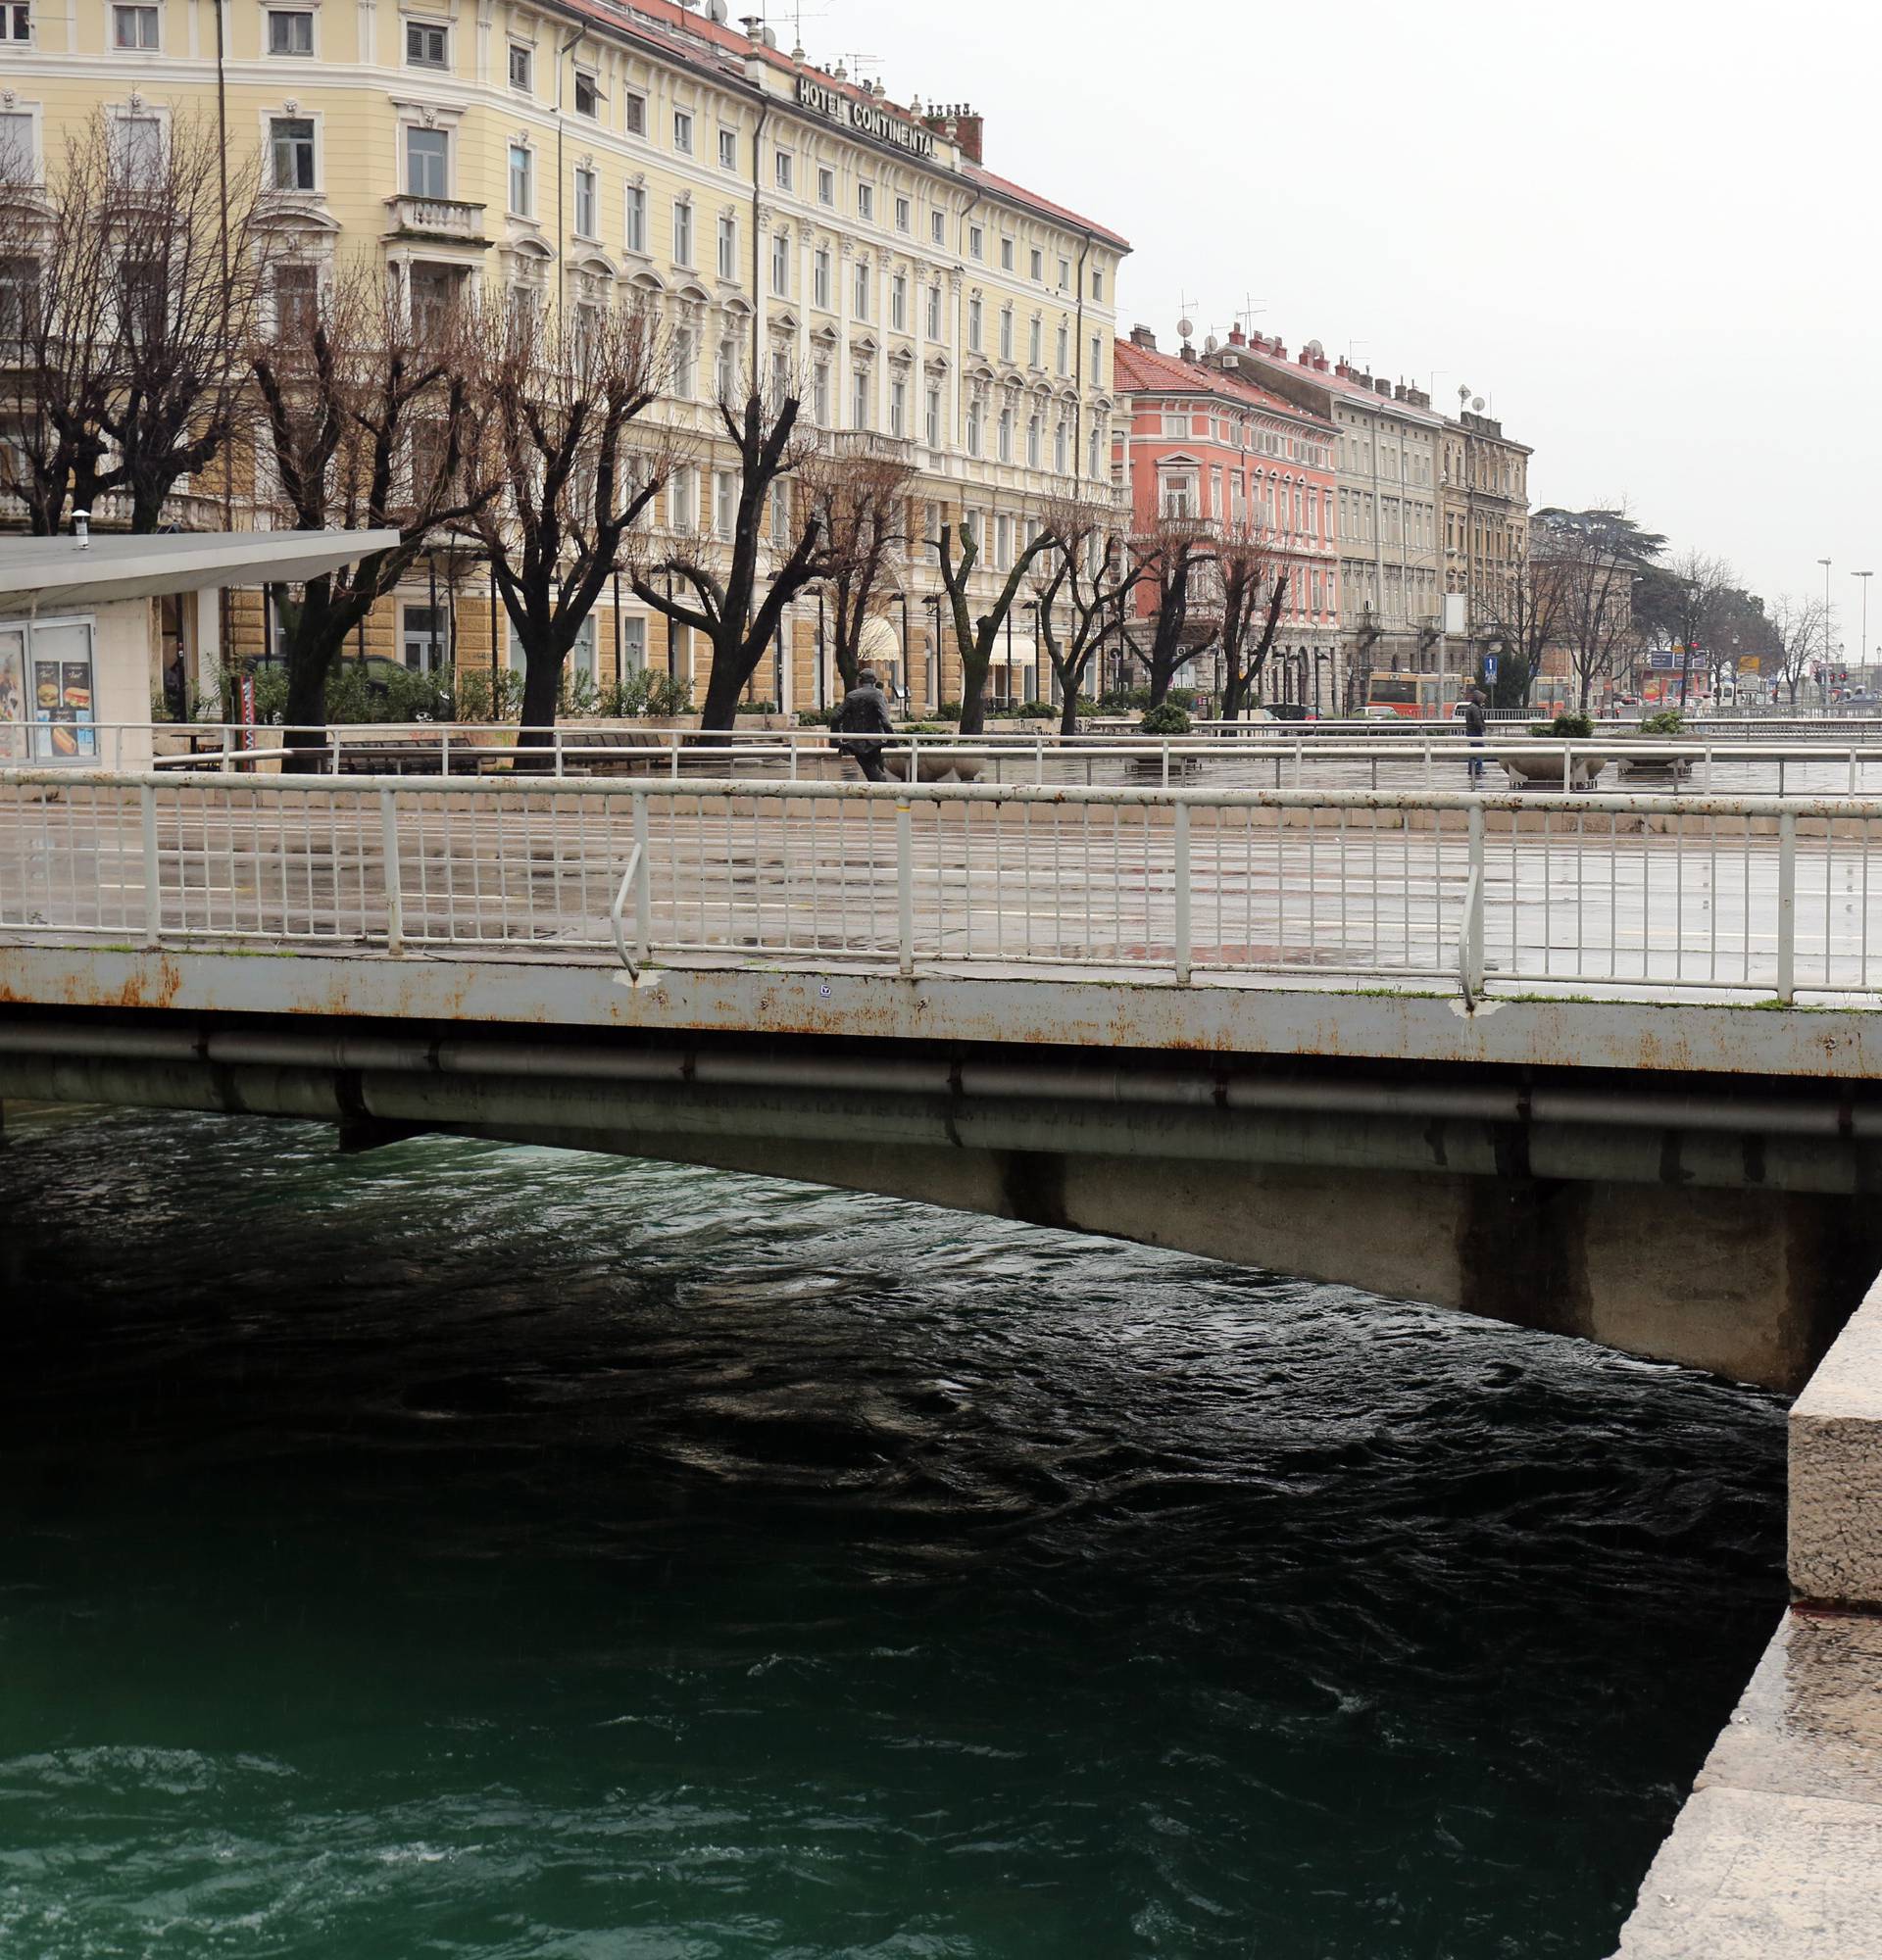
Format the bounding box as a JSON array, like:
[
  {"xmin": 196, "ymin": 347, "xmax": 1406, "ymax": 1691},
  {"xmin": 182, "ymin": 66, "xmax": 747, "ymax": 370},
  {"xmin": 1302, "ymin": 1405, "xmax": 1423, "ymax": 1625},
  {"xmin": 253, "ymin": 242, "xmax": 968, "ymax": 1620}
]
[{"xmin": 0, "ymin": 1106, "xmax": 1787, "ymax": 1958}]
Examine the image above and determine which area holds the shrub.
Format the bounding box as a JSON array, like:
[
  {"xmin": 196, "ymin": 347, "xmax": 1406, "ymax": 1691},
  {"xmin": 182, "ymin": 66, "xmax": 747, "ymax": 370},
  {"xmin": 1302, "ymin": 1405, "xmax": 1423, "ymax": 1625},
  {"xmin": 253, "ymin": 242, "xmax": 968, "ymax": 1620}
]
[
  {"xmin": 738, "ymin": 700, "xmax": 778, "ymax": 715},
  {"xmin": 558, "ymin": 667, "xmax": 601, "ymax": 718},
  {"xmin": 456, "ymin": 667, "xmax": 525, "ymax": 722},
  {"xmin": 1639, "ymin": 709, "xmax": 1686, "ymax": 736},
  {"xmin": 903, "ymin": 720, "xmax": 948, "ymax": 734},
  {"xmin": 1140, "ymin": 701, "xmax": 1192, "ymax": 736},
  {"xmin": 936, "ymin": 700, "xmax": 963, "ymax": 720},
  {"xmin": 796, "ymin": 704, "xmax": 839, "ymax": 727},
  {"xmin": 1529, "ymin": 712, "xmax": 1595, "ymax": 740},
  {"xmin": 1098, "ymin": 686, "xmax": 1152, "ymax": 714}
]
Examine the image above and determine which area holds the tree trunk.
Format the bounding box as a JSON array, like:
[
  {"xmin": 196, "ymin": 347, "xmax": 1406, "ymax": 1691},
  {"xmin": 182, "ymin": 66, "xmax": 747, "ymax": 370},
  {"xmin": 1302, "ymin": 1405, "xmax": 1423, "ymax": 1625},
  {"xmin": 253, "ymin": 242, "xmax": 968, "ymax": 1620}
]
[
  {"xmin": 955, "ymin": 649, "xmax": 990, "ymax": 734},
  {"xmin": 282, "ymin": 650, "xmax": 330, "ymax": 775},
  {"xmin": 1058, "ymin": 681, "xmax": 1078, "ymax": 736},
  {"xmin": 697, "ymin": 637, "xmax": 750, "ymax": 733},
  {"xmin": 516, "ymin": 649, "xmax": 562, "ymax": 758}
]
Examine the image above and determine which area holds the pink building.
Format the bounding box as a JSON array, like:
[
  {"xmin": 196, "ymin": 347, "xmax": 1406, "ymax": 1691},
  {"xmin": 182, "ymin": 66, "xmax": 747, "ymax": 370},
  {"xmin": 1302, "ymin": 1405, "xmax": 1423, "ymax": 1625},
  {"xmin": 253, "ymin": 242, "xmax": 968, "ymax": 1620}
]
[{"xmin": 1112, "ymin": 325, "xmax": 1341, "ymax": 710}]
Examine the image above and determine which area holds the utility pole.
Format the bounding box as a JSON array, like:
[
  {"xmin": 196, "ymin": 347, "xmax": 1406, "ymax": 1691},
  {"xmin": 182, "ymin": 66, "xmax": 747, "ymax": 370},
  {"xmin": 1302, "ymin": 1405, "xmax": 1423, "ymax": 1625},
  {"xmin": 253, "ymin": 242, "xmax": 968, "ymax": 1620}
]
[{"xmin": 1854, "ymin": 569, "xmax": 1872, "ymax": 687}]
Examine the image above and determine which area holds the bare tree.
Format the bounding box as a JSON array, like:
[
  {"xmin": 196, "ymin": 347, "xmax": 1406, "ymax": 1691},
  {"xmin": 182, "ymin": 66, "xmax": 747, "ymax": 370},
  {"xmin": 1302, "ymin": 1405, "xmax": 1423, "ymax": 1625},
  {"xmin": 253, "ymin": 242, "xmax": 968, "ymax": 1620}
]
[
  {"xmin": 1768, "ymin": 595, "xmax": 1829, "ymax": 706},
  {"xmin": 1480, "ymin": 550, "xmax": 1569, "ymax": 710},
  {"xmin": 1212, "ymin": 519, "xmax": 1290, "ymax": 721},
  {"xmin": 250, "ymin": 265, "xmax": 490, "ymax": 760},
  {"xmin": 1532, "ymin": 506, "xmax": 1663, "ymax": 712},
  {"xmin": 802, "ymin": 447, "xmax": 916, "ymax": 697},
  {"xmin": 1133, "ymin": 519, "xmax": 1216, "ymax": 707},
  {"xmin": 461, "ymin": 301, "xmax": 666, "ymax": 747},
  {"xmin": 930, "ymin": 510, "xmax": 1057, "ymax": 734},
  {"xmin": 1635, "ymin": 548, "xmax": 1735, "ymax": 708},
  {"xmin": 0, "ymin": 109, "xmax": 277, "ymax": 534},
  {"xmin": 631, "ymin": 369, "xmax": 826, "ymax": 732},
  {"xmin": 1028, "ymin": 497, "xmax": 1146, "ymax": 734}
]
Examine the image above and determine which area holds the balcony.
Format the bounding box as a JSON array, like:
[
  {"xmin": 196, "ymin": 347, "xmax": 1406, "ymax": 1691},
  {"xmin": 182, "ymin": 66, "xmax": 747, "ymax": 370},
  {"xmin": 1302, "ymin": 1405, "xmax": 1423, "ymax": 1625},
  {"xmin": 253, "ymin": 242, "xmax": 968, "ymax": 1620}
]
[
  {"xmin": 813, "ymin": 429, "xmax": 916, "ymax": 466},
  {"xmin": 382, "ymin": 195, "xmax": 488, "ymax": 247}
]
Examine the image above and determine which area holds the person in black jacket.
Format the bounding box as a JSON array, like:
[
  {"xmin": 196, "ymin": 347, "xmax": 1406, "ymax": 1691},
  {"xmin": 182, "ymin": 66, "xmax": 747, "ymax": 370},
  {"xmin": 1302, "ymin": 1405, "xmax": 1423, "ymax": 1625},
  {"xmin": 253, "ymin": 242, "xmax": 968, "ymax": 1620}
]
[
  {"xmin": 1460, "ymin": 686, "xmax": 1488, "ymax": 781},
  {"xmin": 833, "ymin": 666, "xmax": 896, "ymax": 781}
]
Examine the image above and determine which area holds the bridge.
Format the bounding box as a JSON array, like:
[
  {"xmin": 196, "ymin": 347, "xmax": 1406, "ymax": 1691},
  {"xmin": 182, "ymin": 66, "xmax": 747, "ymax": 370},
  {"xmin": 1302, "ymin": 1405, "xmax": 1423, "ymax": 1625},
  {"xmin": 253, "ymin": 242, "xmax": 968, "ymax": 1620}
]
[{"xmin": 7, "ymin": 758, "xmax": 1882, "ymax": 1393}]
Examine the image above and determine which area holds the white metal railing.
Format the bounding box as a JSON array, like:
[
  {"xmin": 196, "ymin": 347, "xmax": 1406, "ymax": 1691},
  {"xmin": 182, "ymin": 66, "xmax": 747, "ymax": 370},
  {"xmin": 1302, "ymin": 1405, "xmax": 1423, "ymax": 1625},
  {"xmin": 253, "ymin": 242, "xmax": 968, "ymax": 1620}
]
[
  {"xmin": 4, "ymin": 768, "xmax": 1882, "ymax": 1005},
  {"xmin": 57, "ymin": 718, "xmax": 1882, "ymax": 801}
]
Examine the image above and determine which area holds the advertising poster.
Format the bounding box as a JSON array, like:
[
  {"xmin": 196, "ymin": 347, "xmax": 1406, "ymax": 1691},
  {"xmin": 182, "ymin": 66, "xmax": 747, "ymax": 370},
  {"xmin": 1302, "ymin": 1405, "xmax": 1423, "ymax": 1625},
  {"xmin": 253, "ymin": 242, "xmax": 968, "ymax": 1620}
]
[
  {"xmin": 27, "ymin": 621, "xmax": 97, "ymax": 760},
  {"xmin": 0, "ymin": 628, "xmax": 22, "ymax": 762}
]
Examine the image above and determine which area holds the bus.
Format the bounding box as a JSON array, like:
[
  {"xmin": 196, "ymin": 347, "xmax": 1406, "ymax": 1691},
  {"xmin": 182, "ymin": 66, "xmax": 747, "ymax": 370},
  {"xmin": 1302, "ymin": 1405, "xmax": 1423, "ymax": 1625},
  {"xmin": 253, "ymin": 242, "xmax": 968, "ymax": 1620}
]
[{"xmin": 1362, "ymin": 671, "xmax": 1454, "ymax": 719}]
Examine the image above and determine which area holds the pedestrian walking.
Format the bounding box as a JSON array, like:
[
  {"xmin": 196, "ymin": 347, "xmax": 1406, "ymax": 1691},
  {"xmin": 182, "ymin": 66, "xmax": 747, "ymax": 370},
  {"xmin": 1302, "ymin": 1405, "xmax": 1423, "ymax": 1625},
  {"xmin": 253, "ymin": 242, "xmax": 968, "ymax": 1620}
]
[
  {"xmin": 832, "ymin": 665, "xmax": 896, "ymax": 782},
  {"xmin": 1460, "ymin": 685, "xmax": 1487, "ymax": 782}
]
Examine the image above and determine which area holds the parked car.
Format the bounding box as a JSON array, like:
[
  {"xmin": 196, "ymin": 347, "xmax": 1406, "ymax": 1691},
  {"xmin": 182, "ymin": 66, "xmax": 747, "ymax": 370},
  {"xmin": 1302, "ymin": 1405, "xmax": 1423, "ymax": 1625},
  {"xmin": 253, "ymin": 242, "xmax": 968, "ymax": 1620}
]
[{"xmin": 1267, "ymin": 701, "xmax": 1315, "ymax": 722}]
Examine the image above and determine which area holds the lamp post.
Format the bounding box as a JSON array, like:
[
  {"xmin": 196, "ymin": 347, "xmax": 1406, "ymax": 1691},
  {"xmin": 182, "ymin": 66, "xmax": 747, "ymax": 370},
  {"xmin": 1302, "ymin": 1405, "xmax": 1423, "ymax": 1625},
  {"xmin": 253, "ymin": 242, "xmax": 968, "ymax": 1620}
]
[
  {"xmin": 1854, "ymin": 570, "xmax": 1872, "ymax": 689},
  {"xmin": 1820, "ymin": 558, "xmax": 1834, "ymax": 710},
  {"xmin": 894, "ymin": 590, "xmax": 912, "ymax": 710},
  {"xmin": 814, "ymin": 587, "xmax": 826, "ymax": 710},
  {"xmin": 1022, "ymin": 598, "xmax": 1038, "ymax": 710}
]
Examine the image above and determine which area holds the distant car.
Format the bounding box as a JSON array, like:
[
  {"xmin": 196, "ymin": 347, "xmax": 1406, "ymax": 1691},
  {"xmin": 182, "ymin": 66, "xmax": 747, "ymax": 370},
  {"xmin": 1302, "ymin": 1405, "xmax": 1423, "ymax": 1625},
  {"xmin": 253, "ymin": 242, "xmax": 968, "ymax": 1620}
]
[
  {"xmin": 1267, "ymin": 702, "xmax": 1314, "ymax": 722},
  {"xmin": 1362, "ymin": 704, "xmax": 1400, "ymax": 721}
]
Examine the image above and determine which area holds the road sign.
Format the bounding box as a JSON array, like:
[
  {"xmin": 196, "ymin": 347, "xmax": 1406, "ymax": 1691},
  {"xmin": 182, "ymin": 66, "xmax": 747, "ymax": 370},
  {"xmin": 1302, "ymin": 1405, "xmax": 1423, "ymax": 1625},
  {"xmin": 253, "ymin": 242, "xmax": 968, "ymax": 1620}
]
[{"xmin": 1483, "ymin": 654, "xmax": 1499, "ymax": 681}]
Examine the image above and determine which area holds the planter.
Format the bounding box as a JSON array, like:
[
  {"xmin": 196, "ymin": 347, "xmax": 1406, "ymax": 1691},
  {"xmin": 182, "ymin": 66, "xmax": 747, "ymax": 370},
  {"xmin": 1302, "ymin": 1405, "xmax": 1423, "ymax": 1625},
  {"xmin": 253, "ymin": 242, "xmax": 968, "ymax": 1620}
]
[
  {"xmin": 1495, "ymin": 751, "xmax": 1610, "ymax": 788},
  {"xmin": 884, "ymin": 748, "xmax": 983, "ymax": 783}
]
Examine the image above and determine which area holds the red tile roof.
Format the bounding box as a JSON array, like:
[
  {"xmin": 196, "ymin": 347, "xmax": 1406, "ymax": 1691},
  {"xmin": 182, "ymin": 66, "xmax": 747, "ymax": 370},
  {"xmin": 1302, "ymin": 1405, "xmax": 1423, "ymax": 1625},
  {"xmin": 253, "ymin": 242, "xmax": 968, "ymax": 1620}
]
[{"xmin": 1113, "ymin": 339, "xmax": 1336, "ymax": 433}]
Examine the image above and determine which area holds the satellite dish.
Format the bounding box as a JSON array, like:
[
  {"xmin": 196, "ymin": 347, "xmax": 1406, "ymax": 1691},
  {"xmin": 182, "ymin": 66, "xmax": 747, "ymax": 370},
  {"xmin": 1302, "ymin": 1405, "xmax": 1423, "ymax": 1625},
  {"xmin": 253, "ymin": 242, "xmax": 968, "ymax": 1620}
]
[
  {"xmin": 1304, "ymin": 338, "xmax": 1324, "ymax": 358},
  {"xmin": 1471, "ymin": 396, "xmax": 1485, "ymax": 412},
  {"xmin": 1203, "ymin": 333, "xmax": 1218, "ymax": 355},
  {"xmin": 706, "ymin": 0, "xmax": 726, "ymax": 18},
  {"xmin": 1176, "ymin": 316, "xmax": 1194, "ymax": 340}
]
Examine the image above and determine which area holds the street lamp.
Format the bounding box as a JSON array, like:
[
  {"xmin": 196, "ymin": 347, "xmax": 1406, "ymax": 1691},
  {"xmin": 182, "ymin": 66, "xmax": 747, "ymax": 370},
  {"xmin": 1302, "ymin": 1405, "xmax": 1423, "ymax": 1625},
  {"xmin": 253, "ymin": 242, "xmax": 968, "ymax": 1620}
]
[
  {"xmin": 1820, "ymin": 558, "xmax": 1834, "ymax": 710},
  {"xmin": 1854, "ymin": 570, "xmax": 1873, "ymax": 685},
  {"xmin": 894, "ymin": 590, "xmax": 912, "ymax": 710},
  {"xmin": 1021, "ymin": 598, "xmax": 1039, "ymax": 710},
  {"xmin": 921, "ymin": 593, "xmax": 943, "ymax": 711}
]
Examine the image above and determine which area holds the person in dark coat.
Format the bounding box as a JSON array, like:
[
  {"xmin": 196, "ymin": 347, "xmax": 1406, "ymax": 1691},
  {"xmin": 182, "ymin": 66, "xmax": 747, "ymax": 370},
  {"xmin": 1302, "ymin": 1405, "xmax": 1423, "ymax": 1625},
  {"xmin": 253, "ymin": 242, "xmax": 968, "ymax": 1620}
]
[
  {"xmin": 833, "ymin": 665, "xmax": 896, "ymax": 781},
  {"xmin": 1460, "ymin": 685, "xmax": 1488, "ymax": 781}
]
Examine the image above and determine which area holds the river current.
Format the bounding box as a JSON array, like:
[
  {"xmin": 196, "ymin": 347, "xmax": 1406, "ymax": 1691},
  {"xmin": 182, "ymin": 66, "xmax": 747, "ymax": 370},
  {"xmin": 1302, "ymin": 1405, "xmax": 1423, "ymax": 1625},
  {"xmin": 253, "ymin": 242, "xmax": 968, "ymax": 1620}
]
[{"xmin": 0, "ymin": 1105, "xmax": 1785, "ymax": 1958}]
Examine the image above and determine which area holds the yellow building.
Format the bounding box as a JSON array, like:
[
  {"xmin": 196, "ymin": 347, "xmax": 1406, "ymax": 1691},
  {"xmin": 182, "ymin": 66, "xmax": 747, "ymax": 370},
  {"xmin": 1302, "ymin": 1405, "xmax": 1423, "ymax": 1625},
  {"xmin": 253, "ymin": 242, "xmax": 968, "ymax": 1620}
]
[{"xmin": 0, "ymin": 0, "xmax": 1129, "ymax": 714}]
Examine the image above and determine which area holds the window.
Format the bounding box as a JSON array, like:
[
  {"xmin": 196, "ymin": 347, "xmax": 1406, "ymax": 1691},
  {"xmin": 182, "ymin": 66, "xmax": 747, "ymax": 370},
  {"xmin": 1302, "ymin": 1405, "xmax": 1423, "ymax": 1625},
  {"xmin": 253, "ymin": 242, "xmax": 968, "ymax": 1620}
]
[
  {"xmin": 1089, "ymin": 332, "xmax": 1101, "ymax": 376},
  {"xmin": 622, "ymin": 89, "xmax": 645, "ymax": 135},
  {"xmin": 508, "ymin": 41, "xmax": 531, "ymax": 89},
  {"xmin": 409, "ymin": 264, "xmax": 458, "ymax": 340},
  {"xmin": 0, "ymin": 114, "xmax": 33, "ymax": 184},
  {"xmin": 851, "ymin": 368, "xmax": 868, "ymax": 429},
  {"xmin": 924, "ymin": 384, "xmax": 940, "ymax": 449},
  {"xmin": 404, "ymin": 18, "xmax": 446, "ymax": 66},
  {"xmin": 1161, "ymin": 471, "xmax": 1195, "ymax": 519},
  {"xmin": 997, "ymin": 404, "xmax": 1012, "ymax": 462},
  {"xmin": 812, "ymin": 359, "xmax": 830, "ymax": 425},
  {"xmin": 402, "ymin": 605, "xmax": 448, "ymax": 674},
  {"xmin": 890, "ymin": 272, "xmax": 906, "ymax": 332},
  {"xmin": 574, "ymin": 70, "xmax": 598, "ymax": 117},
  {"xmin": 1055, "ymin": 322, "xmax": 1067, "ymax": 375},
  {"xmin": 769, "ymin": 348, "xmax": 789, "ymax": 400},
  {"xmin": 406, "ymin": 124, "xmax": 447, "ymax": 199},
  {"xmin": 671, "ymin": 199, "xmax": 692, "ymax": 266},
  {"xmin": 718, "ymin": 126, "xmax": 737, "ymax": 172},
  {"xmin": 998, "ymin": 306, "xmax": 1012, "ymax": 362},
  {"xmin": 112, "ymin": 3, "xmax": 158, "ymax": 47},
  {"xmin": 813, "ymin": 246, "xmax": 830, "ymax": 310},
  {"xmin": 1053, "ymin": 417, "xmax": 1066, "ymax": 474},
  {"xmin": 852, "ymin": 260, "xmax": 868, "ymax": 318},
  {"xmin": 1030, "ymin": 249, "xmax": 1042, "ymax": 282},
  {"xmin": 857, "ymin": 181, "xmax": 872, "ymax": 220},
  {"xmin": 889, "ymin": 375, "xmax": 906, "ymax": 438},
  {"xmin": 270, "ymin": 117, "xmax": 316, "ymax": 191},
  {"xmin": 572, "ymin": 165, "xmax": 596, "ymax": 238},
  {"xmin": 966, "ymin": 396, "xmax": 981, "ymax": 457},
  {"xmin": 1025, "ymin": 413, "xmax": 1039, "ymax": 468},
  {"xmin": 716, "ymin": 213, "xmax": 735, "ymax": 280},
  {"xmin": 994, "ymin": 513, "xmax": 1013, "ymax": 569},
  {"xmin": 967, "ymin": 223, "xmax": 982, "ymax": 261},
  {"xmin": 112, "ymin": 114, "xmax": 163, "ymax": 185},
  {"xmin": 1088, "ymin": 421, "xmax": 1101, "ymax": 479},
  {"xmin": 930, "ymin": 209, "xmax": 944, "ymax": 246},
  {"xmin": 266, "ymin": 8, "xmax": 312, "ymax": 54},
  {"xmin": 774, "ymin": 149, "xmax": 793, "ymax": 190},
  {"xmin": 769, "ymin": 229, "xmax": 789, "ymax": 297},
  {"xmin": 894, "ymin": 195, "xmax": 910, "ymax": 233},
  {"xmin": 507, "ymin": 142, "xmax": 530, "ymax": 216},
  {"xmin": 0, "ymin": 254, "xmax": 36, "ymax": 346},
  {"xmin": 714, "ymin": 469, "xmax": 735, "ymax": 538},
  {"xmin": 1027, "ymin": 316, "xmax": 1040, "ymax": 368},
  {"xmin": 768, "ymin": 478, "xmax": 790, "ymax": 543},
  {"xmin": 999, "ymin": 237, "xmax": 1013, "ymax": 271},
  {"xmin": 672, "ymin": 109, "xmax": 692, "ymax": 154},
  {"xmin": 1091, "ymin": 268, "xmax": 1104, "ymax": 302},
  {"xmin": 672, "ymin": 325, "xmax": 695, "ymax": 399},
  {"xmin": 0, "ymin": 3, "xmax": 28, "ymax": 39},
  {"xmin": 924, "ymin": 283, "xmax": 940, "ymax": 339},
  {"xmin": 272, "ymin": 264, "xmax": 317, "ymax": 339},
  {"xmin": 817, "ymin": 165, "xmax": 833, "ymax": 207},
  {"xmin": 1056, "ymin": 256, "xmax": 1069, "ymax": 291},
  {"xmin": 966, "ymin": 296, "xmax": 981, "ymax": 351},
  {"xmin": 624, "ymin": 183, "xmax": 646, "ymax": 253}
]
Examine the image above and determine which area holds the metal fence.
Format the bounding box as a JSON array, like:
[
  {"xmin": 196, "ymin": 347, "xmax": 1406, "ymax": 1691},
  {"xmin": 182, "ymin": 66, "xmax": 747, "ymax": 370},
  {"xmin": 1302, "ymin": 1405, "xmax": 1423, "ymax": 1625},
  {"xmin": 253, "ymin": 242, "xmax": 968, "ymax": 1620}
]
[{"xmin": 2, "ymin": 768, "xmax": 1880, "ymax": 1004}]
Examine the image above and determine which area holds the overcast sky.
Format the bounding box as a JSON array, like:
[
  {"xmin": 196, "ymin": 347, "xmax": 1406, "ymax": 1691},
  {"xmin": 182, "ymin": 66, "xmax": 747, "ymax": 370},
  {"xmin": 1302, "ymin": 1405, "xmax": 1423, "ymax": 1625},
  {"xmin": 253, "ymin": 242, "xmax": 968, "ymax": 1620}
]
[{"xmin": 808, "ymin": 0, "xmax": 1880, "ymax": 656}]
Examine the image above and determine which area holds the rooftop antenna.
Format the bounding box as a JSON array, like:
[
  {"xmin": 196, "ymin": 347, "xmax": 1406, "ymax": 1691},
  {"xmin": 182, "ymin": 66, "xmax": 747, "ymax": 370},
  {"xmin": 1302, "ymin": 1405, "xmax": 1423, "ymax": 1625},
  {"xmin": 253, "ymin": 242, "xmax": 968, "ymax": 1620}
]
[{"xmin": 1234, "ymin": 294, "xmax": 1266, "ymax": 335}]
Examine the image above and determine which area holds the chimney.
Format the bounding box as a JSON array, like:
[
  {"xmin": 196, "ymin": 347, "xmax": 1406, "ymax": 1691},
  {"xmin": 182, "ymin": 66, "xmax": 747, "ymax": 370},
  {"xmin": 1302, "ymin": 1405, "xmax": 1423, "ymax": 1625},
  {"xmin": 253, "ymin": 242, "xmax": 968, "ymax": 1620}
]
[
  {"xmin": 1227, "ymin": 324, "xmax": 1246, "ymax": 347},
  {"xmin": 1335, "ymin": 360, "xmax": 1353, "ymax": 379},
  {"xmin": 1179, "ymin": 339, "xmax": 1196, "ymax": 364},
  {"xmin": 1373, "ymin": 376, "xmax": 1393, "ymax": 396},
  {"xmin": 1128, "ymin": 323, "xmax": 1157, "ymax": 351},
  {"xmin": 951, "ymin": 104, "xmax": 984, "ymax": 164}
]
